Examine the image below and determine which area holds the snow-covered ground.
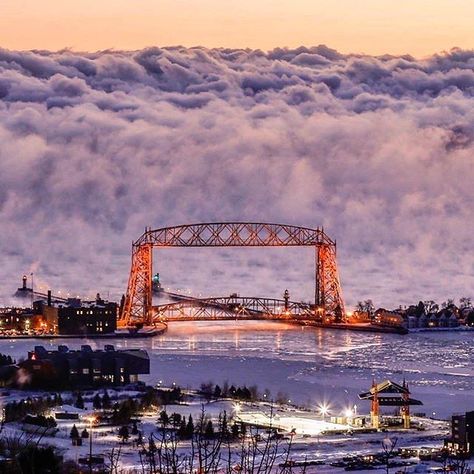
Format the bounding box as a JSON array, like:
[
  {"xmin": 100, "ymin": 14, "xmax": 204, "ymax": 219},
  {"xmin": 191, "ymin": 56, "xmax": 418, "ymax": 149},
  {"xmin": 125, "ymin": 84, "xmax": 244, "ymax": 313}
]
[{"xmin": 0, "ymin": 396, "xmax": 465, "ymax": 473}]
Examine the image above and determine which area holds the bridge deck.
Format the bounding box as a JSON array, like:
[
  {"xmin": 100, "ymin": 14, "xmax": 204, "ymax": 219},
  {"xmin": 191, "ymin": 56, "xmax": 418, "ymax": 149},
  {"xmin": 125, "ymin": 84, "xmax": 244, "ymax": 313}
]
[{"xmin": 151, "ymin": 295, "xmax": 320, "ymax": 322}]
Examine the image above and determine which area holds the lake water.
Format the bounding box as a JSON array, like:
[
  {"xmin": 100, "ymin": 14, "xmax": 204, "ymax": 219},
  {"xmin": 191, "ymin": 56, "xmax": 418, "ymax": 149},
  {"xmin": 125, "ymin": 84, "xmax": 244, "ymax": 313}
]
[{"xmin": 3, "ymin": 321, "xmax": 473, "ymax": 418}]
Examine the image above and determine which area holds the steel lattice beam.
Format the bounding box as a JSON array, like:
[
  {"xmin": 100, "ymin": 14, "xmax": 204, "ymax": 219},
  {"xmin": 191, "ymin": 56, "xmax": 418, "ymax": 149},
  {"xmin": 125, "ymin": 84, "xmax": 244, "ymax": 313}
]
[
  {"xmin": 119, "ymin": 222, "xmax": 345, "ymax": 327},
  {"xmin": 151, "ymin": 296, "xmax": 315, "ymax": 322}
]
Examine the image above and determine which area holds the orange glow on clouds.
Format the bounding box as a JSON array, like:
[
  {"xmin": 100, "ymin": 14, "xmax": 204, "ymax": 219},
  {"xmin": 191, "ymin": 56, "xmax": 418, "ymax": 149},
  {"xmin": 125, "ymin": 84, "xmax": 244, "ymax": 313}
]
[{"xmin": 1, "ymin": 0, "xmax": 473, "ymax": 56}]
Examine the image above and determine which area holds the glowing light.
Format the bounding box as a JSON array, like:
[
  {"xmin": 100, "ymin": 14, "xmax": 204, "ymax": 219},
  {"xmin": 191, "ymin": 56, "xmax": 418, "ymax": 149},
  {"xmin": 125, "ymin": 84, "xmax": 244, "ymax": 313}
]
[
  {"xmin": 344, "ymin": 408, "xmax": 353, "ymax": 418},
  {"xmin": 318, "ymin": 403, "xmax": 330, "ymax": 417},
  {"xmin": 85, "ymin": 415, "xmax": 97, "ymax": 425}
]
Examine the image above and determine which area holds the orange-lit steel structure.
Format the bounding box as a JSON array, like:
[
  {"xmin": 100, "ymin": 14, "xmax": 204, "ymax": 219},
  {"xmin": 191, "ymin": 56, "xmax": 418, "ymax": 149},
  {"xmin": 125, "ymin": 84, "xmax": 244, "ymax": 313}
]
[
  {"xmin": 119, "ymin": 222, "xmax": 344, "ymax": 327},
  {"xmin": 153, "ymin": 296, "xmax": 315, "ymax": 321},
  {"xmin": 359, "ymin": 379, "xmax": 422, "ymax": 429}
]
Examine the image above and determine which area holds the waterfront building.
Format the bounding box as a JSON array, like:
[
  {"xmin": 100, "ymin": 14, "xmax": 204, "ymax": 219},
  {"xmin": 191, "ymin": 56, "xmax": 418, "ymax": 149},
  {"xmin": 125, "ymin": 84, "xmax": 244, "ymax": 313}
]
[
  {"xmin": 37, "ymin": 293, "xmax": 117, "ymax": 335},
  {"xmin": 374, "ymin": 309, "xmax": 406, "ymax": 329},
  {"xmin": 445, "ymin": 411, "xmax": 474, "ymax": 457},
  {"xmin": 0, "ymin": 307, "xmax": 43, "ymax": 333},
  {"xmin": 20, "ymin": 344, "xmax": 149, "ymax": 388}
]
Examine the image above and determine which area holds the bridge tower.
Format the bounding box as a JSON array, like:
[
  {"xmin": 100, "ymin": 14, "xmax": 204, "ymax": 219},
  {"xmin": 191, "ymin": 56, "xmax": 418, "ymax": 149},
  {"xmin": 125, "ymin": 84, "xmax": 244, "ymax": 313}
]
[
  {"xmin": 315, "ymin": 241, "xmax": 344, "ymax": 321},
  {"xmin": 121, "ymin": 240, "xmax": 153, "ymax": 325}
]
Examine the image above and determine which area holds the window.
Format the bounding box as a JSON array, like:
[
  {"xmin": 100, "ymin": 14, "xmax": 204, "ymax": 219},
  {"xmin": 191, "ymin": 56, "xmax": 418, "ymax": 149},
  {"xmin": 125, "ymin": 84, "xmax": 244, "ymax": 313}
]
[{"xmin": 82, "ymin": 368, "xmax": 89, "ymax": 374}]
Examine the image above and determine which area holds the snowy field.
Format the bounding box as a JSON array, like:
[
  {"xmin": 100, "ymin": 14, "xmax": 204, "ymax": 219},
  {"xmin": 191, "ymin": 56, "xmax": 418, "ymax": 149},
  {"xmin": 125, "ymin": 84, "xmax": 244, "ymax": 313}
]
[
  {"xmin": 2, "ymin": 321, "xmax": 472, "ymax": 419},
  {"xmin": 0, "ymin": 395, "xmax": 461, "ymax": 473}
]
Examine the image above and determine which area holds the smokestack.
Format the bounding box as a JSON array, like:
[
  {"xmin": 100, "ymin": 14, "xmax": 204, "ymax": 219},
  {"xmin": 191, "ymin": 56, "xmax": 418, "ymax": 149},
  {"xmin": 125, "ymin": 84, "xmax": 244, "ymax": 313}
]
[
  {"xmin": 47, "ymin": 290, "xmax": 52, "ymax": 307},
  {"xmin": 22, "ymin": 275, "xmax": 27, "ymax": 290}
]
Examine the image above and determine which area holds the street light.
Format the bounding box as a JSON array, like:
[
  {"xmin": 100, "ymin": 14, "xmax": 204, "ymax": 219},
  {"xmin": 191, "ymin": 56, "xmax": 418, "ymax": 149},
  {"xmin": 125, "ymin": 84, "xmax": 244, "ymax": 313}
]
[
  {"xmin": 318, "ymin": 403, "xmax": 330, "ymax": 421},
  {"xmin": 85, "ymin": 415, "xmax": 97, "ymax": 474},
  {"xmin": 344, "ymin": 408, "xmax": 354, "ymax": 426}
]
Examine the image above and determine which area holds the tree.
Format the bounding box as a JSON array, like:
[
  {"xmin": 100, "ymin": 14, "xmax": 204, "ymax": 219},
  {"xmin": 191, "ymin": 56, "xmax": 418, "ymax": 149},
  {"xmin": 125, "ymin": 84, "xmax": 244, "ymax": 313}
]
[
  {"xmin": 18, "ymin": 446, "xmax": 60, "ymax": 474},
  {"xmin": 381, "ymin": 436, "xmax": 398, "ymax": 474},
  {"xmin": 200, "ymin": 382, "xmax": 214, "ymax": 402},
  {"xmin": 460, "ymin": 297, "xmax": 472, "ymax": 310},
  {"xmin": 423, "ymin": 300, "xmax": 439, "ymax": 314},
  {"xmin": 118, "ymin": 425, "xmax": 129, "ymax": 444},
  {"xmin": 93, "ymin": 393, "xmax": 102, "ymax": 410},
  {"xmin": 75, "ymin": 393, "xmax": 84, "ymax": 410},
  {"xmin": 102, "ymin": 390, "xmax": 111, "ymax": 409},
  {"xmin": 186, "ymin": 415, "xmax": 194, "ymax": 438},
  {"xmin": 81, "ymin": 428, "xmax": 89, "ymax": 439},
  {"xmin": 171, "ymin": 412, "xmax": 182, "ymax": 427},
  {"xmin": 356, "ymin": 300, "xmax": 375, "ymax": 317},
  {"xmin": 213, "ymin": 384, "xmax": 222, "ymax": 398},
  {"xmin": 70, "ymin": 424, "xmax": 79, "ymax": 439},
  {"xmin": 177, "ymin": 418, "xmax": 187, "ymax": 438},
  {"xmin": 442, "ymin": 299, "xmax": 455, "ymax": 309},
  {"xmin": 231, "ymin": 423, "xmax": 240, "ymax": 439},
  {"xmin": 219, "ymin": 411, "xmax": 230, "ymax": 439},
  {"xmin": 204, "ymin": 420, "xmax": 214, "ymax": 439},
  {"xmin": 159, "ymin": 410, "xmax": 169, "ymax": 426}
]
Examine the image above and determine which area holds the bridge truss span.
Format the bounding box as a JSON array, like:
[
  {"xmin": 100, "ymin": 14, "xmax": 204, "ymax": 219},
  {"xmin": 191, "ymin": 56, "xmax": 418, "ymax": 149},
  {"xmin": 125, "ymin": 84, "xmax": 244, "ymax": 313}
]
[
  {"xmin": 135, "ymin": 222, "xmax": 334, "ymax": 247},
  {"xmin": 152, "ymin": 296, "xmax": 316, "ymax": 322},
  {"xmin": 120, "ymin": 222, "xmax": 345, "ymax": 327}
]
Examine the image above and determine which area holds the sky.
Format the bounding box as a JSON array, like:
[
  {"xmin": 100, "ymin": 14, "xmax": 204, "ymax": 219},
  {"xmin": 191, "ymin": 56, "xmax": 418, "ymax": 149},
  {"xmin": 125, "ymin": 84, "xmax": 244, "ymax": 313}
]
[
  {"xmin": 1, "ymin": 0, "xmax": 474, "ymax": 56},
  {"xmin": 0, "ymin": 45, "xmax": 473, "ymax": 309}
]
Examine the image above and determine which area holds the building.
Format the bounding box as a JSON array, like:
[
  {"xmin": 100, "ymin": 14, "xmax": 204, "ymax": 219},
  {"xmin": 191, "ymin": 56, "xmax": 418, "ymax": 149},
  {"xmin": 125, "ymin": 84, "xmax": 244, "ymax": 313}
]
[
  {"xmin": 37, "ymin": 293, "xmax": 117, "ymax": 335},
  {"xmin": 374, "ymin": 309, "xmax": 406, "ymax": 329},
  {"xmin": 0, "ymin": 307, "xmax": 44, "ymax": 333},
  {"xmin": 445, "ymin": 411, "xmax": 474, "ymax": 457},
  {"xmin": 20, "ymin": 345, "xmax": 150, "ymax": 388}
]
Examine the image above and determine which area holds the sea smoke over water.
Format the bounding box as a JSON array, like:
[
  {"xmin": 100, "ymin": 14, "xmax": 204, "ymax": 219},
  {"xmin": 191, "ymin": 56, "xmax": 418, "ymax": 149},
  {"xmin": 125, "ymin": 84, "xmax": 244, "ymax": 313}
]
[{"xmin": 0, "ymin": 45, "xmax": 473, "ymax": 307}]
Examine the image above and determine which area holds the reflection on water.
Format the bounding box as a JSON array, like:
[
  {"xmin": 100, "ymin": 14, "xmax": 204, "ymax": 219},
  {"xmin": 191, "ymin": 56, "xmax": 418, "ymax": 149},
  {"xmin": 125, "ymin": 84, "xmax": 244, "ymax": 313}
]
[
  {"xmin": 136, "ymin": 320, "xmax": 473, "ymax": 373},
  {"xmin": 2, "ymin": 321, "xmax": 473, "ymax": 395},
  {"xmin": 128, "ymin": 321, "xmax": 474, "ymax": 395}
]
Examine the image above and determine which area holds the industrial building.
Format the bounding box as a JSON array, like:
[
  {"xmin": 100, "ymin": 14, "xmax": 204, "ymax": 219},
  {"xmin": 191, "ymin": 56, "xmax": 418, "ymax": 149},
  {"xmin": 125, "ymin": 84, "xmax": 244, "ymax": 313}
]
[
  {"xmin": 0, "ymin": 307, "xmax": 41, "ymax": 333},
  {"xmin": 20, "ymin": 344, "xmax": 150, "ymax": 388},
  {"xmin": 36, "ymin": 292, "xmax": 117, "ymax": 335}
]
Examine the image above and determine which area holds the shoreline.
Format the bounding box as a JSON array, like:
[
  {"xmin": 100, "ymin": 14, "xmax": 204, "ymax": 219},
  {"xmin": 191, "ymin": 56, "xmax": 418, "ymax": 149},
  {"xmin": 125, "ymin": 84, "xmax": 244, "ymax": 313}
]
[{"xmin": 0, "ymin": 326, "xmax": 166, "ymax": 340}]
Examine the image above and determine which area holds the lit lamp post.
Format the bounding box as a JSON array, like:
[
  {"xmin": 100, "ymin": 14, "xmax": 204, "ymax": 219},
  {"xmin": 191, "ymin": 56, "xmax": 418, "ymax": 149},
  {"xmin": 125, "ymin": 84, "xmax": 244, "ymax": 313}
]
[
  {"xmin": 85, "ymin": 415, "xmax": 97, "ymax": 474},
  {"xmin": 344, "ymin": 408, "xmax": 354, "ymax": 426},
  {"xmin": 318, "ymin": 403, "xmax": 329, "ymax": 421}
]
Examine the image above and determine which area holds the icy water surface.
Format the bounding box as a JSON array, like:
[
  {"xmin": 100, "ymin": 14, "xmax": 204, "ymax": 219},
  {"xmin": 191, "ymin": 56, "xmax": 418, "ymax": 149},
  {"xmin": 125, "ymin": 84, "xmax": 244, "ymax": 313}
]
[{"xmin": 2, "ymin": 321, "xmax": 473, "ymax": 418}]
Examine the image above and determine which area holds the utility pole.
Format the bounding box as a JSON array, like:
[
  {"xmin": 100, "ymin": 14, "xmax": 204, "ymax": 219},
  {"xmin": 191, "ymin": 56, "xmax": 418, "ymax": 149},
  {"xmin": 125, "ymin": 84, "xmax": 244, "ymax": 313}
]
[
  {"xmin": 30, "ymin": 272, "xmax": 34, "ymax": 309},
  {"xmin": 86, "ymin": 415, "xmax": 96, "ymax": 474}
]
